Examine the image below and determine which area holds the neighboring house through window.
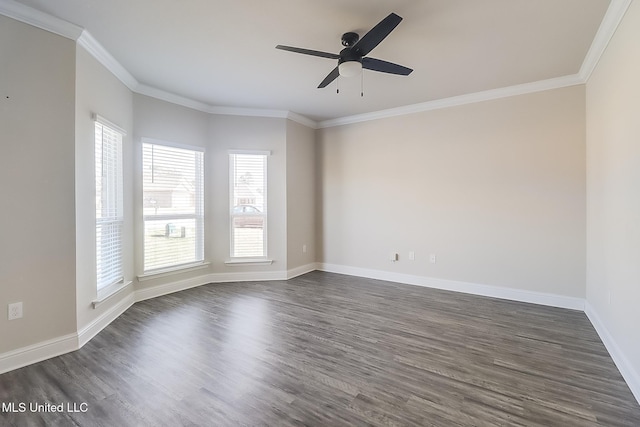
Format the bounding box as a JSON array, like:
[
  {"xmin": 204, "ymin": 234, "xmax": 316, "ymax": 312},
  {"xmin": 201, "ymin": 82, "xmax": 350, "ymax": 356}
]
[
  {"xmin": 229, "ymin": 151, "xmax": 269, "ymax": 259},
  {"xmin": 142, "ymin": 139, "xmax": 204, "ymax": 272}
]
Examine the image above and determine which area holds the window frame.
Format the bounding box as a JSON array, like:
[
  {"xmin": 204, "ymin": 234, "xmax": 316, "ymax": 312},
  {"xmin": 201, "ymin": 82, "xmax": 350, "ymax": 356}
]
[
  {"xmin": 93, "ymin": 114, "xmax": 125, "ymax": 291},
  {"xmin": 228, "ymin": 150, "xmax": 270, "ymax": 261},
  {"xmin": 141, "ymin": 138, "xmax": 205, "ymax": 274}
]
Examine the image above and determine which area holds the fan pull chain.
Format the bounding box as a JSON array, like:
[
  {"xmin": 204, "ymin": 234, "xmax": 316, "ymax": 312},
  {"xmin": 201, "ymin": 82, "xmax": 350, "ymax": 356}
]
[
  {"xmin": 337, "ymin": 76, "xmax": 340, "ymax": 94},
  {"xmin": 361, "ymin": 72, "xmax": 364, "ymax": 97}
]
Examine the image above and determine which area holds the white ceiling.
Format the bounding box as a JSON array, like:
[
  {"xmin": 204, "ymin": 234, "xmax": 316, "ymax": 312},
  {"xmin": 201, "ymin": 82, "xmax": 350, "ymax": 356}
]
[{"xmin": 13, "ymin": 0, "xmax": 611, "ymax": 122}]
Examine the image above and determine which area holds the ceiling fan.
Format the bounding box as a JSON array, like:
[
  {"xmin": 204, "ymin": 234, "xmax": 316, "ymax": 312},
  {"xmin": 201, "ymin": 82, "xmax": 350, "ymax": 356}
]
[{"xmin": 276, "ymin": 12, "xmax": 413, "ymax": 89}]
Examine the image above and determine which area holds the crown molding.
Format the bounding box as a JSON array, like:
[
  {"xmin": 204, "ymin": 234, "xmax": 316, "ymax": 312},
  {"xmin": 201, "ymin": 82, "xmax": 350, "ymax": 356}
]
[
  {"xmin": 308, "ymin": 0, "xmax": 634, "ymax": 129},
  {"xmin": 77, "ymin": 30, "xmax": 138, "ymax": 90},
  {"xmin": 2, "ymin": 0, "xmax": 630, "ymax": 131},
  {"xmin": 207, "ymin": 104, "xmax": 290, "ymax": 119},
  {"xmin": 579, "ymin": 0, "xmax": 633, "ymax": 81},
  {"xmin": 317, "ymin": 74, "xmax": 584, "ymax": 128},
  {"xmin": 287, "ymin": 112, "xmax": 319, "ymax": 129},
  {"xmin": 134, "ymin": 83, "xmax": 317, "ymax": 127},
  {"xmin": 206, "ymin": 105, "xmax": 318, "ymax": 128},
  {"xmin": 0, "ymin": 0, "xmax": 82, "ymax": 40},
  {"xmin": 135, "ymin": 83, "xmax": 214, "ymax": 113},
  {"xmin": 0, "ymin": 0, "xmax": 318, "ymax": 127},
  {"xmin": 209, "ymin": 105, "xmax": 319, "ymax": 129}
]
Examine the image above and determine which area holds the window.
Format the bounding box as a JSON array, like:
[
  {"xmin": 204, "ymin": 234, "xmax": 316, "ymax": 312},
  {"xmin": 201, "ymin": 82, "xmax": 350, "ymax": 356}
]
[
  {"xmin": 94, "ymin": 116, "xmax": 124, "ymax": 290},
  {"xmin": 142, "ymin": 140, "xmax": 204, "ymax": 272},
  {"xmin": 229, "ymin": 151, "xmax": 268, "ymax": 258}
]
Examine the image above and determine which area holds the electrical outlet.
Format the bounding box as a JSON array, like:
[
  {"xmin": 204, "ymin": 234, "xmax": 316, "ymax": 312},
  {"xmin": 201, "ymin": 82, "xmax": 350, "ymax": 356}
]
[
  {"xmin": 302, "ymin": 244, "xmax": 307, "ymax": 253},
  {"xmin": 430, "ymin": 254, "xmax": 437, "ymax": 264},
  {"xmin": 8, "ymin": 302, "xmax": 23, "ymax": 320},
  {"xmin": 409, "ymin": 251, "xmax": 415, "ymax": 261}
]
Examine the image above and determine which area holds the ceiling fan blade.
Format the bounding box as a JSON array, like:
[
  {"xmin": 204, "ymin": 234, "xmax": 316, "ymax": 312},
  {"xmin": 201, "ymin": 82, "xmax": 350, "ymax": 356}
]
[
  {"xmin": 352, "ymin": 13, "xmax": 403, "ymax": 56},
  {"xmin": 318, "ymin": 67, "xmax": 339, "ymax": 88},
  {"xmin": 362, "ymin": 57, "xmax": 413, "ymax": 75},
  {"xmin": 276, "ymin": 45, "xmax": 340, "ymax": 59}
]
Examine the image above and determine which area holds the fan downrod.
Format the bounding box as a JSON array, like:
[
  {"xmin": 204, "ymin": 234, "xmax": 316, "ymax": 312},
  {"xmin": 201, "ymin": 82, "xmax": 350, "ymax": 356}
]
[{"xmin": 341, "ymin": 32, "xmax": 359, "ymax": 47}]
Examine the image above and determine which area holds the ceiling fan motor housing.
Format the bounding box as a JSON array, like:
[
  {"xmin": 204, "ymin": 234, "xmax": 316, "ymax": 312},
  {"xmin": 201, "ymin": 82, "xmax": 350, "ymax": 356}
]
[
  {"xmin": 339, "ymin": 47, "xmax": 362, "ymax": 65},
  {"xmin": 341, "ymin": 31, "xmax": 359, "ymax": 47},
  {"xmin": 275, "ymin": 13, "xmax": 411, "ymax": 88}
]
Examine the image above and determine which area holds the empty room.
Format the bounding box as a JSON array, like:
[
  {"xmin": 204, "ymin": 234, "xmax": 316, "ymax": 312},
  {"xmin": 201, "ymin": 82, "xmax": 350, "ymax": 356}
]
[{"xmin": 1, "ymin": 0, "xmax": 639, "ymax": 425}]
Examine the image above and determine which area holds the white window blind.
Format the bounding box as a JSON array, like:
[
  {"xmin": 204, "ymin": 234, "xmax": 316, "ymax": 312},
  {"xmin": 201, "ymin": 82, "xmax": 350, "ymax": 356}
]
[
  {"xmin": 143, "ymin": 141, "xmax": 204, "ymax": 272},
  {"xmin": 229, "ymin": 152, "xmax": 268, "ymax": 258},
  {"xmin": 95, "ymin": 120, "xmax": 124, "ymax": 290}
]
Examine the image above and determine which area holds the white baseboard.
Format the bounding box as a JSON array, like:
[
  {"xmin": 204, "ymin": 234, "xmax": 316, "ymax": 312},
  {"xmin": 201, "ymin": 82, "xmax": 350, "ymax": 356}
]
[
  {"xmin": 208, "ymin": 270, "xmax": 287, "ymax": 283},
  {"xmin": 0, "ymin": 333, "xmax": 78, "ymax": 375},
  {"xmin": 134, "ymin": 268, "xmax": 299, "ymax": 302},
  {"xmin": 0, "ymin": 290, "xmax": 135, "ymax": 375},
  {"xmin": 78, "ymin": 292, "xmax": 135, "ymax": 347},
  {"xmin": 585, "ymin": 302, "xmax": 640, "ymax": 405},
  {"xmin": 4, "ymin": 263, "xmax": 638, "ymax": 410},
  {"xmin": 287, "ymin": 262, "xmax": 319, "ymax": 279},
  {"xmin": 317, "ymin": 263, "xmax": 585, "ymax": 310},
  {"xmin": 134, "ymin": 275, "xmax": 212, "ymax": 302}
]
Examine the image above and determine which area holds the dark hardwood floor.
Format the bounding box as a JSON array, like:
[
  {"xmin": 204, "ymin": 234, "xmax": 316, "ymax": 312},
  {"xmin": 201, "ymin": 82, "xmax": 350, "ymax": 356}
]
[{"xmin": 1, "ymin": 271, "xmax": 639, "ymax": 426}]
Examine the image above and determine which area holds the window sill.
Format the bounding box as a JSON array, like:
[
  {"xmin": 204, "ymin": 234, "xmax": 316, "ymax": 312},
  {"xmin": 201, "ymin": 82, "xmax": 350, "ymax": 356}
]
[
  {"xmin": 93, "ymin": 280, "xmax": 133, "ymax": 309},
  {"xmin": 224, "ymin": 259, "xmax": 273, "ymax": 266},
  {"xmin": 137, "ymin": 262, "xmax": 210, "ymax": 282}
]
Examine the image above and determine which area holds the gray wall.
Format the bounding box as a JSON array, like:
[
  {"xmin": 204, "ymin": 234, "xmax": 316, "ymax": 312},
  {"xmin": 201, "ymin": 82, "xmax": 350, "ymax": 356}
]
[
  {"xmin": 75, "ymin": 45, "xmax": 134, "ymax": 332},
  {"xmin": 317, "ymin": 85, "xmax": 586, "ymax": 297},
  {"xmin": 132, "ymin": 94, "xmax": 210, "ymax": 288},
  {"xmin": 586, "ymin": 0, "xmax": 640, "ymax": 388},
  {"xmin": 3, "ymin": 4, "xmax": 640, "ymax": 398},
  {"xmin": 286, "ymin": 120, "xmax": 316, "ymax": 270},
  {"xmin": 133, "ymin": 95, "xmax": 295, "ymax": 290},
  {"xmin": 0, "ymin": 16, "xmax": 315, "ymax": 356},
  {"xmin": 0, "ymin": 16, "xmax": 77, "ymax": 353},
  {"xmin": 208, "ymin": 114, "xmax": 288, "ymax": 273}
]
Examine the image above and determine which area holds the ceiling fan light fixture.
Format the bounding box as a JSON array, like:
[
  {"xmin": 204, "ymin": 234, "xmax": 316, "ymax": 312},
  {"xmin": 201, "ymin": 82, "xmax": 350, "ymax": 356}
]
[
  {"xmin": 276, "ymin": 13, "xmax": 411, "ymax": 89},
  {"xmin": 338, "ymin": 60, "xmax": 362, "ymax": 77}
]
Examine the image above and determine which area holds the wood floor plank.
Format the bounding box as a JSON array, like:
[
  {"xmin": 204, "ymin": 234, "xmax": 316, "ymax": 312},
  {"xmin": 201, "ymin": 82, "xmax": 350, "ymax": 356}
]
[{"xmin": 1, "ymin": 271, "xmax": 639, "ymax": 426}]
